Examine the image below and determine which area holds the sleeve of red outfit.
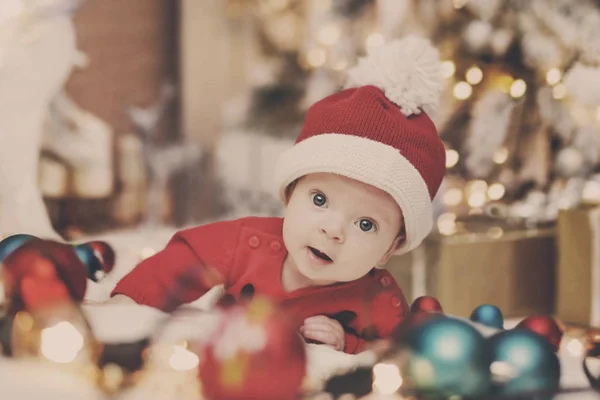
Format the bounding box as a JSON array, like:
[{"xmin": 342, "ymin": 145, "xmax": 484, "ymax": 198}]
[
  {"xmin": 110, "ymin": 220, "xmax": 242, "ymax": 312},
  {"xmin": 344, "ymin": 332, "xmax": 370, "ymax": 354},
  {"xmin": 344, "ymin": 274, "xmax": 410, "ymax": 354}
]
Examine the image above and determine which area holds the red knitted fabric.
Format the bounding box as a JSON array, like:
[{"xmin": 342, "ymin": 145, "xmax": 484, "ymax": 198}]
[{"xmin": 296, "ymin": 85, "xmax": 446, "ymax": 199}]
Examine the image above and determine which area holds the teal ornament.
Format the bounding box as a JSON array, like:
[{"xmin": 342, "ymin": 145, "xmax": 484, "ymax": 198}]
[
  {"xmin": 74, "ymin": 243, "xmax": 104, "ymax": 282},
  {"xmin": 488, "ymin": 329, "xmax": 560, "ymax": 400},
  {"xmin": 0, "ymin": 234, "xmax": 38, "ymax": 262},
  {"xmin": 399, "ymin": 316, "xmax": 492, "ymax": 398},
  {"xmin": 470, "ymin": 304, "xmax": 504, "ymax": 329}
]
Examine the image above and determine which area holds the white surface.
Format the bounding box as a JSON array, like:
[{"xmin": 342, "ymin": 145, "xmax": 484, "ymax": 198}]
[{"xmin": 0, "ymin": 226, "xmax": 598, "ymax": 399}]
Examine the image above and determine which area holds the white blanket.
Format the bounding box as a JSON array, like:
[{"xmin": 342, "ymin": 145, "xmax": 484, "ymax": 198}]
[{"xmin": 0, "ymin": 227, "xmax": 598, "ymax": 399}]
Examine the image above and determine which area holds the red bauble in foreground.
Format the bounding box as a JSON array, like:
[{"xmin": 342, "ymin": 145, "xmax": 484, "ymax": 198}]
[
  {"xmin": 197, "ymin": 295, "xmax": 306, "ymax": 400},
  {"xmin": 2, "ymin": 240, "xmax": 87, "ymax": 313},
  {"xmin": 410, "ymin": 295, "xmax": 444, "ymax": 314},
  {"xmin": 515, "ymin": 315, "xmax": 564, "ymax": 352}
]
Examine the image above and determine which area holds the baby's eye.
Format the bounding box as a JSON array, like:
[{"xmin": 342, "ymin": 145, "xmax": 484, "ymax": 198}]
[
  {"xmin": 357, "ymin": 219, "xmax": 375, "ymax": 232},
  {"xmin": 312, "ymin": 193, "xmax": 327, "ymax": 207}
]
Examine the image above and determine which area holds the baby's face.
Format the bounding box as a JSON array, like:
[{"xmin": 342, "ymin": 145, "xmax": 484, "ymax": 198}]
[{"xmin": 282, "ymin": 172, "xmax": 403, "ymax": 285}]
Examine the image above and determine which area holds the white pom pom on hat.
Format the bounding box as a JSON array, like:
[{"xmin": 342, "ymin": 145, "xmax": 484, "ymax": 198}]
[
  {"xmin": 275, "ymin": 36, "xmax": 447, "ymax": 255},
  {"xmin": 345, "ymin": 35, "xmax": 444, "ymax": 117}
]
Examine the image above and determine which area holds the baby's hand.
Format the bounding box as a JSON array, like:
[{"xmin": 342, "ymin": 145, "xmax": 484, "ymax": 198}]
[{"xmin": 300, "ymin": 315, "xmax": 345, "ymax": 352}]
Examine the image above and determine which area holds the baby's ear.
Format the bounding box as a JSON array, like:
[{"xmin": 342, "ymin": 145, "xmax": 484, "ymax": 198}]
[{"xmin": 379, "ymin": 234, "xmax": 405, "ymax": 265}]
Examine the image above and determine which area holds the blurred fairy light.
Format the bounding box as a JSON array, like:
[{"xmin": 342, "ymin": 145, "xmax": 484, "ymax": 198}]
[
  {"xmin": 487, "ymin": 226, "xmax": 504, "ymax": 239},
  {"xmin": 453, "ymin": 0, "xmax": 469, "ymax": 9},
  {"xmin": 438, "ymin": 213, "xmax": 457, "ymax": 235},
  {"xmin": 465, "ymin": 66, "xmax": 483, "ymax": 85},
  {"xmin": 553, "ymin": 83, "xmax": 567, "ymax": 100},
  {"xmin": 443, "ymin": 188, "xmax": 463, "ymax": 206},
  {"xmin": 565, "ymin": 337, "xmax": 585, "ymax": 357},
  {"xmin": 509, "ymin": 79, "xmax": 526, "ymax": 98},
  {"xmin": 40, "ymin": 321, "xmax": 85, "ymax": 364},
  {"xmin": 312, "ymin": 0, "xmax": 332, "ymax": 12},
  {"xmin": 317, "ymin": 23, "xmax": 341, "ymax": 46},
  {"xmin": 488, "ymin": 183, "xmax": 506, "ymax": 201},
  {"xmin": 453, "ymin": 81, "xmax": 472, "ymax": 100},
  {"xmin": 372, "ymin": 363, "xmax": 403, "ymax": 395},
  {"xmin": 446, "ymin": 149, "xmax": 459, "ymax": 168},
  {"xmin": 468, "ymin": 192, "xmax": 487, "ymax": 207},
  {"xmin": 546, "ymin": 68, "xmax": 562, "ymax": 86},
  {"xmin": 441, "ymin": 60, "xmax": 456, "ymax": 78},
  {"xmin": 467, "ymin": 180, "xmax": 488, "ymax": 208},
  {"xmin": 366, "ymin": 33, "xmax": 385, "ymax": 52},
  {"xmin": 258, "ymin": 0, "xmax": 290, "ymax": 14},
  {"xmin": 169, "ymin": 345, "xmax": 200, "ymax": 371},
  {"xmin": 332, "ymin": 59, "xmax": 348, "ymax": 71},
  {"xmin": 493, "ymin": 147, "xmax": 508, "ymax": 164},
  {"xmin": 306, "ymin": 48, "xmax": 327, "ymax": 68},
  {"xmin": 583, "ymin": 180, "xmax": 600, "ymax": 202},
  {"xmin": 468, "ymin": 180, "xmax": 488, "ymax": 193},
  {"xmin": 139, "ymin": 247, "xmax": 157, "ymax": 260}
]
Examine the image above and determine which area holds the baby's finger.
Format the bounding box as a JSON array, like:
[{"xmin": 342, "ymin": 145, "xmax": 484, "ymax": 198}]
[
  {"xmin": 302, "ymin": 328, "xmax": 338, "ymax": 347},
  {"xmin": 304, "ymin": 316, "xmax": 344, "ymax": 333},
  {"xmin": 303, "ymin": 315, "xmax": 334, "ymax": 325},
  {"xmin": 302, "ymin": 321, "xmax": 342, "ymax": 340},
  {"xmin": 302, "ymin": 324, "xmax": 344, "ymax": 348}
]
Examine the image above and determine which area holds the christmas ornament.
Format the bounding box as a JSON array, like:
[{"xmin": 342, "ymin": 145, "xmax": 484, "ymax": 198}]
[
  {"xmin": 583, "ymin": 338, "xmax": 600, "ymax": 391},
  {"xmin": 470, "ymin": 304, "xmax": 504, "ymax": 329},
  {"xmin": 397, "ymin": 316, "xmax": 491, "ymax": 398},
  {"xmin": 197, "ymin": 295, "xmax": 306, "ymax": 400},
  {"xmin": 0, "ymin": 234, "xmax": 38, "ymax": 262},
  {"xmin": 488, "ymin": 329, "xmax": 560, "ymax": 399},
  {"xmin": 515, "ymin": 315, "xmax": 564, "ymax": 352},
  {"xmin": 74, "ymin": 241, "xmax": 115, "ymax": 282},
  {"xmin": 410, "ymin": 295, "xmax": 444, "ymax": 314},
  {"xmin": 2, "ymin": 240, "xmax": 88, "ymax": 314}
]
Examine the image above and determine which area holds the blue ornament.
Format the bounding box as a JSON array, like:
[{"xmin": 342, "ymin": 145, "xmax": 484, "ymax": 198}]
[
  {"xmin": 488, "ymin": 329, "xmax": 560, "ymax": 399},
  {"xmin": 74, "ymin": 243, "xmax": 103, "ymax": 282},
  {"xmin": 0, "ymin": 234, "xmax": 38, "ymax": 262},
  {"xmin": 470, "ymin": 304, "xmax": 504, "ymax": 329},
  {"xmin": 399, "ymin": 316, "xmax": 492, "ymax": 398}
]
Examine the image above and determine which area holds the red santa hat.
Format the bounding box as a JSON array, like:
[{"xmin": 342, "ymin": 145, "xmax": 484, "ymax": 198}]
[{"xmin": 274, "ymin": 36, "xmax": 446, "ymax": 255}]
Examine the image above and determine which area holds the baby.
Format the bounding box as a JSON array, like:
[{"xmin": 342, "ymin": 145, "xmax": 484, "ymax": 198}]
[{"xmin": 110, "ymin": 35, "xmax": 446, "ymax": 354}]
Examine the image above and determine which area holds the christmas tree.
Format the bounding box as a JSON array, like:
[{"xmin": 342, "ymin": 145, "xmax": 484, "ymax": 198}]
[{"xmin": 221, "ymin": 0, "xmax": 600, "ymax": 229}]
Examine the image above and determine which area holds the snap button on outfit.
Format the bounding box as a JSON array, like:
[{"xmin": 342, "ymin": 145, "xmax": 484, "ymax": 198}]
[{"xmin": 248, "ymin": 236, "xmax": 260, "ymax": 248}]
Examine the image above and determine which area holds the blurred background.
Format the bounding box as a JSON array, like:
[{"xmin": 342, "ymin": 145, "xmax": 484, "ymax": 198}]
[{"xmin": 2, "ymin": 0, "xmax": 600, "ymax": 321}]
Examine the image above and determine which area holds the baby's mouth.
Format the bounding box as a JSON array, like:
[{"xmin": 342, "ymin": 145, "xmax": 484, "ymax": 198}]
[{"xmin": 308, "ymin": 246, "xmax": 333, "ymax": 263}]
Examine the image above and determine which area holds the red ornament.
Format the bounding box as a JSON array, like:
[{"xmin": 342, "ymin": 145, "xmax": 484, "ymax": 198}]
[
  {"xmin": 410, "ymin": 295, "xmax": 444, "ymax": 314},
  {"xmin": 392, "ymin": 310, "xmax": 443, "ymax": 341},
  {"xmin": 197, "ymin": 295, "xmax": 306, "ymax": 400},
  {"xmin": 2, "ymin": 240, "xmax": 87, "ymax": 313},
  {"xmin": 515, "ymin": 315, "xmax": 564, "ymax": 352},
  {"xmin": 84, "ymin": 241, "xmax": 116, "ymax": 274}
]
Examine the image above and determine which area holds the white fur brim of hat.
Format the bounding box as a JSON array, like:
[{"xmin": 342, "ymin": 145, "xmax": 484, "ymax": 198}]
[{"xmin": 274, "ymin": 133, "xmax": 432, "ymax": 256}]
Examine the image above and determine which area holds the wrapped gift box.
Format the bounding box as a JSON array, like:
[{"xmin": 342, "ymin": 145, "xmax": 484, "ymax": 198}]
[
  {"xmin": 386, "ymin": 216, "xmax": 557, "ymax": 318},
  {"xmin": 556, "ymin": 204, "xmax": 600, "ymax": 328}
]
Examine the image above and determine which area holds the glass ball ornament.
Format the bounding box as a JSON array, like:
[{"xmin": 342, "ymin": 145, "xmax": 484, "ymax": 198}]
[
  {"xmin": 395, "ymin": 316, "xmax": 492, "ymax": 398},
  {"xmin": 74, "ymin": 241, "xmax": 115, "ymax": 282},
  {"xmin": 196, "ymin": 295, "xmax": 306, "ymax": 400},
  {"xmin": 488, "ymin": 329, "xmax": 560, "ymax": 399},
  {"xmin": 0, "ymin": 234, "xmax": 38, "ymax": 262},
  {"xmin": 470, "ymin": 304, "xmax": 504, "ymax": 330},
  {"xmin": 515, "ymin": 315, "xmax": 564, "ymax": 353},
  {"xmin": 2, "ymin": 240, "xmax": 88, "ymax": 314},
  {"xmin": 410, "ymin": 295, "xmax": 444, "ymax": 314}
]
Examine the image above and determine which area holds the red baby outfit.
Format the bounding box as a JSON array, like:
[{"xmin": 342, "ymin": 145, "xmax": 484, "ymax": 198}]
[{"xmin": 112, "ymin": 216, "xmax": 409, "ymax": 354}]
